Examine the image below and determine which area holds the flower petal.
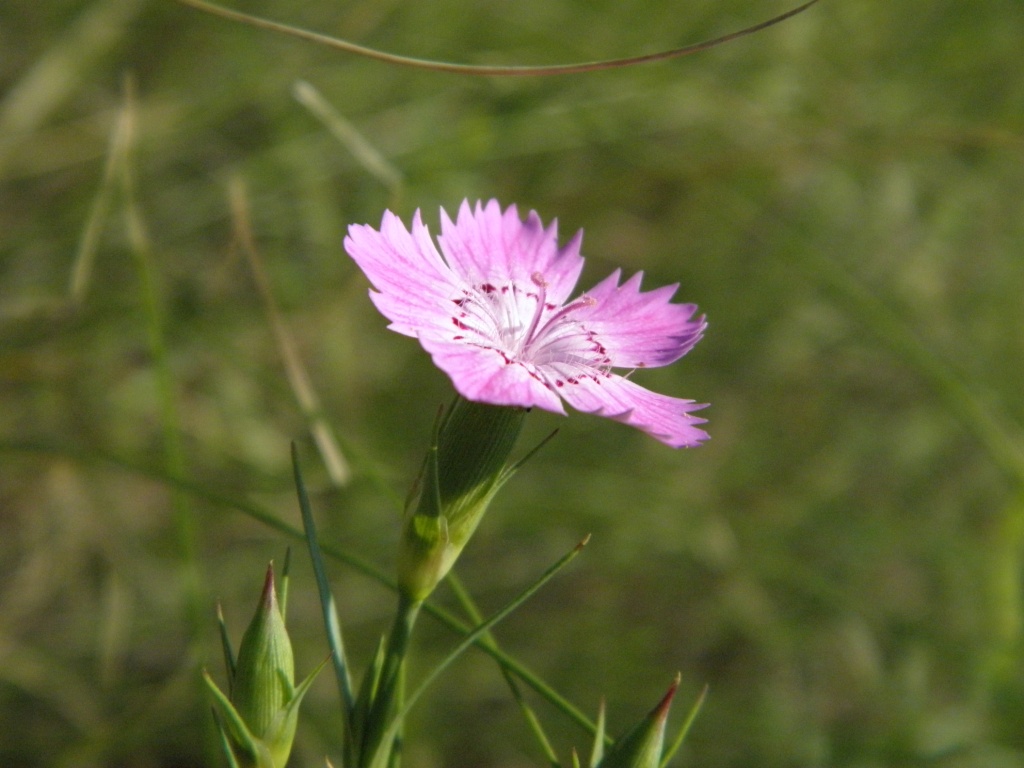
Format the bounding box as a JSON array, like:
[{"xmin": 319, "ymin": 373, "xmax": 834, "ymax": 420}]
[
  {"xmin": 438, "ymin": 200, "xmax": 584, "ymax": 305},
  {"xmin": 557, "ymin": 372, "xmax": 708, "ymax": 448},
  {"xmin": 419, "ymin": 336, "xmax": 566, "ymax": 414},
  {"xmin": 574, "ymin": 270, "xmax": 706, "ymax": 369},
  {"xmin": 344, "ymin": 209, "xmax": 461, "ymax": 338}
]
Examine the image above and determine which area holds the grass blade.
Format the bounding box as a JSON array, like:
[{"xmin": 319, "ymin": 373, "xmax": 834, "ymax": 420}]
[{"xmin": 291, "ymin": 443, "xmax": 356, "ymax": 719}]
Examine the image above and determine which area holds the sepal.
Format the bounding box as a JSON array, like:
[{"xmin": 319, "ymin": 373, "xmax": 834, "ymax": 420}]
[{"xmin": 397, "ymin": 398, "xmax": 524, "ymax": 601}]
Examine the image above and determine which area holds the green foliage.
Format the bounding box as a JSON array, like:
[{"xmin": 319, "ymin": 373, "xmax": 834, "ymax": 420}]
[{"xmin": 2, "ymin": 0, "xmax": 1024, "ymax": 766}]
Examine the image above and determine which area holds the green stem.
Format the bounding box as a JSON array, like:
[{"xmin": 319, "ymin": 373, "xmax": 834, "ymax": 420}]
[
  {"xmin": 172, "ymin": 0, "xmax": 819, "ymax": 77},
  {"xmin": 360, "ymin": 594, "xmax": 422, "ymax": 768}
]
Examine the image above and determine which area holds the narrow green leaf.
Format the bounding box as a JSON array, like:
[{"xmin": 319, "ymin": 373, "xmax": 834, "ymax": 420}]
[
  {"xmin": 279, "ymin": 546, "xmax": 291, "ymax": 622},
  {"xmin": 203, "ymin": 670, "xmax": 260, "ymax": 763},
  {"xmin": 589, "ymin": 700, "xmax": 607, "ymax": 768},
  {"xmin": 211, "ymin": 706, "xmax": 243, "ymax": 768},
  {"xmin": 659, "ymin": 684, "xmax": 707, "ymax": 768},
  {"xmin": 501, "ymin": 429, "xmax": 559, "ymax": 479},
  {"xmin": 291, "ymin": 654, "xmax": 331, "ymax": 709},
  {"xmin": 292, "ymin": 443, "xmax": 355, "ymax": 717},
  {"xmin": 446, "ymin": 572, "xmax": 560, "ymax": 767},
  {"xmin": 261, "ymin": 654, "xmax": 331, "ymax": 763},
  {"xmin": 216, "ymin": 603, "xmax": 236, "ymax": 689},
  {"xmin": 369, "ymin": 536, "xmax": 591, "ymax": 768}
]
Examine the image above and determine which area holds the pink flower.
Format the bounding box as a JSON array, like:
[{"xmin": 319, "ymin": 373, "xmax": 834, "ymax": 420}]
[{"xmin": 344, "ymin": 200, "xmax": 709, "ymax": 447}]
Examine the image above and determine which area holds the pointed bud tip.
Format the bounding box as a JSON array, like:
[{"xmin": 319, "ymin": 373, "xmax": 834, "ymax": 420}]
[
  {"xmin": 261, "ymin": 562, "xmax": 278, "ymax": 608},
  {"xmin": 654, "ymin": 674, "xmax": 681, "ymax": 722}
]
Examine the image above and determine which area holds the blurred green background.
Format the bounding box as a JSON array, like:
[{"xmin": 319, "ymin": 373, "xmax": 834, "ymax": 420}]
[{"xmin": 3, "ymin": 0, "xmax": 1024, "ymax": 765}]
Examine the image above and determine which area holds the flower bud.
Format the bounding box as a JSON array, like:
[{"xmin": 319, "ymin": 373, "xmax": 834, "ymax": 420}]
[
  {"xmin": 231, "ymin": 565, "xmax": 294, "ymax": 746},
  {"xmin": 204, "ymin": 564, "xmax": 325, "ymax": 768},
  {"xmin": 397, "ymin": 397, "xmax": 525, "ymax": 601},
  {"xmin": 596, "ymin": 677, "xmax": 678, "ymax": 768}
]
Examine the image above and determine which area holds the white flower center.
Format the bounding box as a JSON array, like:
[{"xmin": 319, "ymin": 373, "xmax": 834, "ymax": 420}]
[{"xmin": 449, "ymin": 273, "xmax": 610, "ymax": 380}]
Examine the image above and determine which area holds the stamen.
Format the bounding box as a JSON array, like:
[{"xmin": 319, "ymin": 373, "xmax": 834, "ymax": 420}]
[
  {"xmin": 540, "ymin": 294, "xmax": 595, "ymax": 329},
  {"xmin": 520, "ymin": 272, "xmax": 549, "ymax": 348}
]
